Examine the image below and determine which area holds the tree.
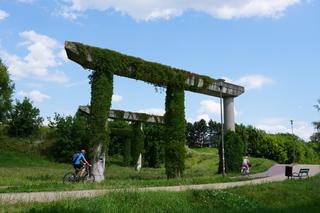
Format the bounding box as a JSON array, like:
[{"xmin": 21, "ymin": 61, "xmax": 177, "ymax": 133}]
[
  {"xmin": 311, "ymin": 99, "xmax": 320, "ymax": 142},
  {"xmin": 8, "ymin": 98, "xmax": 43, "ymax": 137},
  {"xmin": 193, "ymin": 119, "xmax": 208, "ymax": 147},
  {"xmin": 186, "ymin": 119, "xmax": 216, "ymax": 148},
  {"xmin": 48, "ymin": 112, "xmax": 90, "ymax": 162},
  {"xmin": 208, "ymin": 120, "xmax": 220, "ymax": 147},
  {"xmin": 236, "ymin": 124, "xmax": 248, "ymax": 153},
  {"xmin": 0, "ymin": 59, "xmax": 14, "ymax": 124},
  {"xmin": 186, "ymin": 122, "xmax": 197, "ymax": 147}
]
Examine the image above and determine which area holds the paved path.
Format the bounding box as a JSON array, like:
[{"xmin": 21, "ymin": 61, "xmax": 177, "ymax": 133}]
[{"xmin": 1, "ymin": 164, "xmax": 319, "ymax": 204}]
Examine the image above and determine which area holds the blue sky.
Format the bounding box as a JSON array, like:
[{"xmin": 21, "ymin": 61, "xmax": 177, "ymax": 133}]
[{"xmin": 0, "ymin": 0, "xmax": 319, "ymax": 140}]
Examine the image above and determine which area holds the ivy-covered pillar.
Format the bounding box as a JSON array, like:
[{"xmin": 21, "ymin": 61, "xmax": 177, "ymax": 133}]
[
  {"xmin": 164, "ymin": 84, "xmax": 186, "ymax": 178},
  {"xmin": 131, "ymin": 122, "xmax": 144, "ymax": 166},
  {"xmin": 89, "ymin": 69, "xmax": 113, "ymax": 182},
  {"xmin": 123, "ymin": 138, "xmax": 132, "ymax": 166}
]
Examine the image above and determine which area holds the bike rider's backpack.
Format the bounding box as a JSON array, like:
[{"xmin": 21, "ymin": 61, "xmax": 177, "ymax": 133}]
[{"xmin": 72, "ymin": 152, "xmax": 80, "ymax": 165}]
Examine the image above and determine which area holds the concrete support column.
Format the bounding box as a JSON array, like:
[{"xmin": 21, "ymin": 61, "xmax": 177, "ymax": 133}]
[{"xmin": 223, "ymin": 97, "xmax": 235, "ymax": 131}]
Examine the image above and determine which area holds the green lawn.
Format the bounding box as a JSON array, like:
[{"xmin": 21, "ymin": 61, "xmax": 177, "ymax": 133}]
[
  {"xmin": 2, "ymin": 174, "xmax": 320, "ymax": 213},
  {"xmin": 0, "ymin": 146, "xmax": 275, "ymax": 193}
]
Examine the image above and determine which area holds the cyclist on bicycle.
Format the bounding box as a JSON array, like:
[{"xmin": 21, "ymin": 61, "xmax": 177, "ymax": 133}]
[
  {"xmin": 73, "ymin": 149, "xmax": 91, "ymax": 177},
  {"xmin": 241, "ymin": 155, "xmax": 251, "ymax": 174}
]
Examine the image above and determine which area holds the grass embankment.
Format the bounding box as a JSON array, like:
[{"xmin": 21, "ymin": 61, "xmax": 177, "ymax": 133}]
[
  {"xmin": 2, "ymin": 175, "xmax": 320, "ymax": 212},
  {"xmin": 0, "ymin": 137, "xmax": 275, "ymax": 193}
]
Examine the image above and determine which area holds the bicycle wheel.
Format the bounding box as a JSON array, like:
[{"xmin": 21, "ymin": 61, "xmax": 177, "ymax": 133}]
[
  {"xmin": 83, "ymin": 173, "xmax": 95, "ymax": 183},
  {"xmin": 63, "ymin": 172, "xmax": 77, "ymax": 184}
]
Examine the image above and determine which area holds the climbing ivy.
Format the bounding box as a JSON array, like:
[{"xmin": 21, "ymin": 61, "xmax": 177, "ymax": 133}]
[
  {"xmin": 67, "ymin": 42, "xmax": 196, "ymax": 177},
  {"xmin": 67, "ymin": 42, "xmax": 219, "ymax": 93},
  {"xmin": 164, "ymin": 84, "xmax": 186, "ymax": 178},
  {"xmin": 89, "ymin": 68, "xmax": 113, "ymax": 162},
  {"xmin": 218, "ymin": 130, "xmax": 244, "ymax": 173},
  {"xmin": 112, "ymin": 109, "xmax": 163, "ymax": 123},
  {"xmin": 130, "ymin": 122, "xmax": 145, "ymax": 165},
  {"xmin": 123, "ymin": 138, "xmax": 132, "ymax": 166}
]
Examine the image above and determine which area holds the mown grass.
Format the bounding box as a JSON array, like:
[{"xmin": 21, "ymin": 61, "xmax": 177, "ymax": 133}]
[
  {"xmin": 2, "ymin": 175, "xmax": 320, "ymax": 213},
  {"xmin": 0, "ymin": 141, "xmax": 275, "ymax": 193}
]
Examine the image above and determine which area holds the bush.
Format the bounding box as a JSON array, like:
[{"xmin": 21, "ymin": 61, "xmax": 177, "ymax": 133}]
[
  {"xmin": 219, "ymin": 130, "xmax": 244, "ymax": 173},
  {"xmin": 224, "ymin": 131, "xmax": 244, "ymax": 172}
]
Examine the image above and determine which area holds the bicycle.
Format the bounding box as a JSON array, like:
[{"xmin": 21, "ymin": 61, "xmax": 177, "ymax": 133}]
[
  {"xmin": 240, "ymin": 165, "xmax": 250, "ymax": 176},
  {"xmin": 63, "ymin": 163, "xmax": 95, "ymax": 184}
]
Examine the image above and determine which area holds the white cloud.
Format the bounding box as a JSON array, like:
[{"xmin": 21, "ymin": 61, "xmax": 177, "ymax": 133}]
[
  {"xmin": 17, "ymin": 90, "xmax": 51, "ymax": 102},
  {"xmin": 112, "ymin": 94, "xmax": 123, "ymax": 102},
  {"xmin": 138, "ymin": 108, "xmax": 165, "ymax": 116},
  {"xmin": 198, "ymin": 100, "xmax": 221, "ymax": 115},
  {"xmin": 60, "ymin": 0, "xmax": 301, "ymax": 21},
  {"xmin": 0, "ymin": 9, "xmax": 9, "ymax": 20},
  {"xmin": 196, "ymin": 99, "xmax": 241, "ymax": 122},
  {"xmin": 235, "ymin": 75, "xmax": 274, "ymax": 90},
  {"xmin": 256, "ymin": 118, "xmax": 315, "ymax": 141},
  {"xmin": 0, "ymin": 30, "xmax": 69, "ymax": 83},
  {"xmin": 222, "ymin": 74, "xmax": 274, "ymax": 90}
]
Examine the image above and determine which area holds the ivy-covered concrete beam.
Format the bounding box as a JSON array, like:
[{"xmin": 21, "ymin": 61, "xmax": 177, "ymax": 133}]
[
  {"xmin": 79, "ymin": 105, "xmax": 164, "ymax": 124},
  {"xmin": 65, "ymin": 41, "xmax": 244, "ymax": 98}
]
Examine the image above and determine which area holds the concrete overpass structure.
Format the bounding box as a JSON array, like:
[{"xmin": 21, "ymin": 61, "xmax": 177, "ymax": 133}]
[{"xmin": 65, "ymin": 41, "xmax": 244, "ymax": 131}]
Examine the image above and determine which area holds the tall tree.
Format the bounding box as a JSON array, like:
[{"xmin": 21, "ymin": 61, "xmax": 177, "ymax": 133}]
[
  {"xmin": 208, "ymin": 120, "xmax": 221, "ymax": 147},
  {"xmin": 0, "ymin": 59, "xmax": 14, "ymax": 124},
  {"xmin": 311, "ymin": 99, "xmax": 320, "ymax": 142},
  {"xmin": 8, "ymin": 97, "xmax": 43, "ymax": 137},
  {"xmin": 194, "ymin": 119, "xmax": 208, "ymax": 147}
]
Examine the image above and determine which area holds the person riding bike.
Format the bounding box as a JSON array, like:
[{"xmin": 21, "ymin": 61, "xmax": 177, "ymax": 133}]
[
  {"xmin": 73, "ymin": 149, "xmax": 91, "ymax": 177},
  {"xmin": 241, "ymin": 155, "xmax": 251, "ymax": 174}
]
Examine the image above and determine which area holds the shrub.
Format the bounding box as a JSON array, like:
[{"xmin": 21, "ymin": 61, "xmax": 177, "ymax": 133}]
[
  {"xmin": 219, "ymin": 130, "xmax": 244, "ymax": 173},
  {"xmin": 225, "ymin": 131, "xmax": 244, "ymax": 172}
]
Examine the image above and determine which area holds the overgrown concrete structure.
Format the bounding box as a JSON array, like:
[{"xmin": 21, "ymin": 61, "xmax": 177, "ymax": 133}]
[
  {"xmin": 78, "ymin": 106, "xmax": 164, "ymax": 124},
  {"xmin": 65, "ymin": 41, "xmax": 244, "ymax": 181}
]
